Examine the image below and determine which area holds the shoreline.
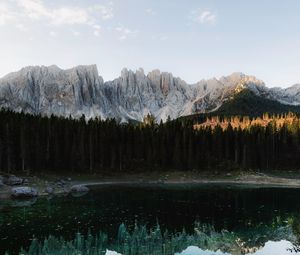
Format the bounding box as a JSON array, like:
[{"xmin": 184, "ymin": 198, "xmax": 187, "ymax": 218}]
[
  {"xmin": 1, "ymin": 171, "xmax": 300, "ymax": 200},
  {"xmin": 78, "ymin": 175, "xmax": 300, "ymax": 189}
]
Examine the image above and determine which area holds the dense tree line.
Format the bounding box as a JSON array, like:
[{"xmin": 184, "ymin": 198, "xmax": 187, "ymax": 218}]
[{"xmin": 0, "ymin": 109, "xmax": 300, "ymax": 174}]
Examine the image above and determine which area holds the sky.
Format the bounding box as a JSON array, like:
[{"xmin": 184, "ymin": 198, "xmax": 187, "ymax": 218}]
[{"xmin": 0, "ymin": 0, "xmax": 300, "ymax": 87}]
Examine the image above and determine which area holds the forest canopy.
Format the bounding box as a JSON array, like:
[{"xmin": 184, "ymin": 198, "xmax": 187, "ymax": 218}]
[{"xmin": 0, "ymin": 109, "xmax": 300, "ymax": 173}]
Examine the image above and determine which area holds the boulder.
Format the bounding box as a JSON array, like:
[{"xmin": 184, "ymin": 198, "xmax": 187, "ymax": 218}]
[
  {"xmin": 70, "ymin": 185, "xmax": 89, "ymax": 193},
  {"xmin": 11, "ymin": 187, "xmax": 38, "ymax": 198},
  {"xmin": 5, "ymin": 175, "xmax": 23, "ymax": 186},
  {"xmin": 45, "ymin": 186, "xmax": 54, "ymax": 194},
  {"xmin": 56, "ymin": 179, "xmax": 66, "ymax": 187}
]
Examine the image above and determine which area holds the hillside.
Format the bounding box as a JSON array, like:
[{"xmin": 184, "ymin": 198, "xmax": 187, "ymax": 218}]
[
  {"xmin": 216, "ymin": 89, "xmax": 300, "ymax": 116},
  {"xmin": 182, "ymin": 89, "xmax": 300, "ymax": 123}
]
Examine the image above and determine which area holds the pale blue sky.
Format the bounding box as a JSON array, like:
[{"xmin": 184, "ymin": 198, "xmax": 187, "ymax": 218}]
[{"xmin": 0, "ymin": 0, "xmax": 300, "ymax": 87}]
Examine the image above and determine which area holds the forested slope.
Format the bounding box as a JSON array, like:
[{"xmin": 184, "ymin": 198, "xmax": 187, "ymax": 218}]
[{"xmin": 183, "ymin": 89, "xmax": 300, "ymax": 123}]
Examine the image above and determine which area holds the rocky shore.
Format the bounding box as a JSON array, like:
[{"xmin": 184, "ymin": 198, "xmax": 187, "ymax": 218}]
[
  {"xmin": 0, "ymin": 173, "xmax": 89, "ymax": 199},
  {"xmin": 1, "ymin": 170, "xmax": 300, "ymax": 201}
]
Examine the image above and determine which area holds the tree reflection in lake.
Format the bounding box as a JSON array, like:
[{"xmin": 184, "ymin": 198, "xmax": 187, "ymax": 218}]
[
  {"xmin": 2, "ymin": 185, "xmax": 300, "ymax": 254},
  {"xmin": 7, "ymin": 219, "xmax": 300, "ymax": 255}
]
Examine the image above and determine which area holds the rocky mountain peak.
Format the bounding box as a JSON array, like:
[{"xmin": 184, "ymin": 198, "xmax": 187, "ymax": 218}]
[{"xmin": 0, "ymin": 64, "xmax": 299, "ymax": 122}]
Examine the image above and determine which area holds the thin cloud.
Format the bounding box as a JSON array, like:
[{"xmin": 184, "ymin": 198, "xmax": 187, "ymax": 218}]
[
  {"xmin": 51, "ymin": 7, "xmax": 90, "ymax": 26},
  {"xmin": 93, "ymin": 30, "xmax": 100, "ymax": 37},
  {"xmin": 0, "ymin": 0, "xmax": 113, "ymax": 31},
  {"xmin": 71, "ymin": 30, "xmax": 81, "ymax": 37},
  {"xmin": 159, "ymin": 35, "xmax": 168, "ymax": 41},
  {"xmin": 146, "ymin": 8, "xmax": 156, "ymax": 16},
  {"xmin": 115, "ymin": 25, "xmax": 138, "ymax": 41},
  {"xmin": 17, "ymin": 0, "xmax": 50, "ymax": 20},
  {"xmin": 93, "ymin": 24, "xmax": 101, "ymax": 37},
  {"xmin": 152, "ymin": 34, "xmax": 168, "ymax": 41},
  {"xmin": 49, "ymin": 31, "xmax": 57, "ymax": 37},
  {"xmin": 190, "ymin": 9, "xmax": 217, "ymax": 25},
  {"xmin": 15, "ymin": 23, "xmax": 28, "ymax": 32},
  {"xmin": 0, "ymin": 2, "xmax": 16, "ymax": 25},
  {"xmin": 90, "ymin": 3, "xmax": 114, "ymax": 20}
]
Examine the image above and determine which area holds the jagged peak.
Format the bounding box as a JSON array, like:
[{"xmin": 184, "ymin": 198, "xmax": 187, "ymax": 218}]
[
  {"xmin": 66, "ymin": 64, "xmax": 99, "ymax": 77},
  {"xmin": 119, "ymin": 67, "xmax": 177, "ymax": 81},
  {"xmin": 287, "ymin": 83, "xmax": 300, "ymax": 89},
  {"xmin": 136, "ymin": 68, "xmax": 144, "ymax": 75},
  {"xmin": 1, "ymin": 64, "xmax": 101, "ymax": 81},
  {"xmin": 148, "ymin": 69, "xmax": 161, "ymax": 76},
  {"xmin": 1, "ymin": 64, "xmax": 300, "ymax": 122},
  {"xmin": 68, "ymin": 64, "xmax": 98, "ymax": 71},
  {"xmin": 227, "ymin": 71, "xmax": 246, "ymax": 78}
]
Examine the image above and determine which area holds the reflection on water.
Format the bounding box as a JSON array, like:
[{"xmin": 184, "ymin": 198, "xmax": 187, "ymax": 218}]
[
  {"xmin": 176, "ymin": 241, "xmax": 296, "ymax": 255},
  {"xmin": 2, "ymin": 184, "xmax": 300, "ymax": 254},
  {"xmin": 176, "ymin": 246, "xmax": 229, "ymax": 255},
  {"xmin": 106, "ymin": 240, "xmax": 297, "ymax": 255}
]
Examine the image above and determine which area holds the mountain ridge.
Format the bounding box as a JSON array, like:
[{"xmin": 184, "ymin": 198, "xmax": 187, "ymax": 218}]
[{"xmin": 0, "ymin": 65, "xmax": 299, "ymax": 121}]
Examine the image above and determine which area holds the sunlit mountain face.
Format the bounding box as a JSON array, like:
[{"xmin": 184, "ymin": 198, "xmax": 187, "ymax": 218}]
[{"xmin": 1, "ymin": 65, "xmax": 300, "ymax": 122}]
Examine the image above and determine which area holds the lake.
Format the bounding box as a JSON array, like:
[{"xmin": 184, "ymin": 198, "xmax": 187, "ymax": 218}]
[{"xmin": 1, "ymin": 184, "xmax": 300, "ymax": 255}]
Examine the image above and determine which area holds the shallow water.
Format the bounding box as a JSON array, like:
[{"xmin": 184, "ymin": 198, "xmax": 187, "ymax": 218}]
[{"xmin": 1, "ymin": 184, "xmax": 300, "ymax": 254}]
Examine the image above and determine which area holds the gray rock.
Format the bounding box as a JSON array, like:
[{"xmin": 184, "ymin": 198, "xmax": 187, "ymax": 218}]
[
  {"xmin": 45, "ymin": 186, "xmax": 54, "ymax": 194},
  {"xmin": 0, "ymin": 179, "xmax": 3, "ymax": 187},
  {"xmin": 70, "ymin": 185, "xmax": 89, "ymax": 193},
  {"xmin": 0, "ymin": 65, "xmax": 283, "ymax": 123},
  {"xmin": 0, "ymin": 65, "xmax": 110, "ymax": 120},
  {"xmin": 56, "ymin": 179, "xmax": 66, "ymax": 187},
  {"xmin": 11, "ymin": 187, "xmax": 38, "ymax": 198},
  {"xmin": 5, "ymin": 175, "xmax": 23, "ymax": 186}
]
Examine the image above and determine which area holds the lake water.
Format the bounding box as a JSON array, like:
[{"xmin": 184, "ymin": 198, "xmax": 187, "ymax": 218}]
[{"xmin": 1, "ymin": 184, "xmax": 300, "ymax": 254}]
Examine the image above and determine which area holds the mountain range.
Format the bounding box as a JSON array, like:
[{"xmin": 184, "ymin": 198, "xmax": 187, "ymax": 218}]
[{"xmin": 0, "ymin": 65, "xmax": 300, "ymax": 122}]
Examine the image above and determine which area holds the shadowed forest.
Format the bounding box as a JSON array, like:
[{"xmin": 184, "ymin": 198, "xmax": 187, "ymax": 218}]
[{"xmin": 1, "ymin": 110, "xmax": 300, "ymax": 173}]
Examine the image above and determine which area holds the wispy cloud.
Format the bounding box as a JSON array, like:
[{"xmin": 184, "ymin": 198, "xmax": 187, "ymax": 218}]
[
  {"xmin": 90, "ymin": 2, "xmax": 114, "ymax": 20},
  {"xmin": 51, "ymin": 7, "xmax": 90, "ymax": 26},
  {"xmin": 15, "ymin": 23, "xmax": 28, "ymax": 32},
  {"xmin": 17, "ymin": 0, "xmax": 50, "ymax": 20},
  {"xmin": 115, "ymin": 25, "xmax": 138, "ymax": 41},
  {"xmin": 49, "ymin": 31, "xmax": 57, "ymax": 37},
  {"xmin": 0, "ymin": 0, "xmax": 113, "ymax": 37},
  {"xmin": 0, "ymin": 2, "xmax": 15, "ymax": 25},
  {"xmin": 146, "ymin": 8, "xmax": 156, "ymax": 16},
  {"xmin": 92, "ymin": 24, "xmax": 101, "ymax": 37},
  {"xmin": 71, "ymin": 30, "xmax": 81, "ymax": 37},
  {"xmin": 152, "ymin": 34, "xmax": 168, "ymax": 41},
  {"xmin": 190, "ymin": 9, "xmax": 217, "ymax": 25}
]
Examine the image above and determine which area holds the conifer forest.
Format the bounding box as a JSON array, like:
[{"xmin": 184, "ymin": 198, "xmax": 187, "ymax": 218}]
[{"xmin": 1, "ymin": 109, "xmax": 300, "ymax": 174}]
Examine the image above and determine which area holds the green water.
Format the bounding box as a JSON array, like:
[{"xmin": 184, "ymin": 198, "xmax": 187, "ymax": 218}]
[{"xmin": 1, "ymin": 184, "xmax": 300, "ymax": 254}]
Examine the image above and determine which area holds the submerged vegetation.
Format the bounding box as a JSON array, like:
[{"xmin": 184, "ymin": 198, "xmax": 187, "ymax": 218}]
[{"xmin": 1, "ymin": 109, "xmax": 300, "ymax": 173}]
